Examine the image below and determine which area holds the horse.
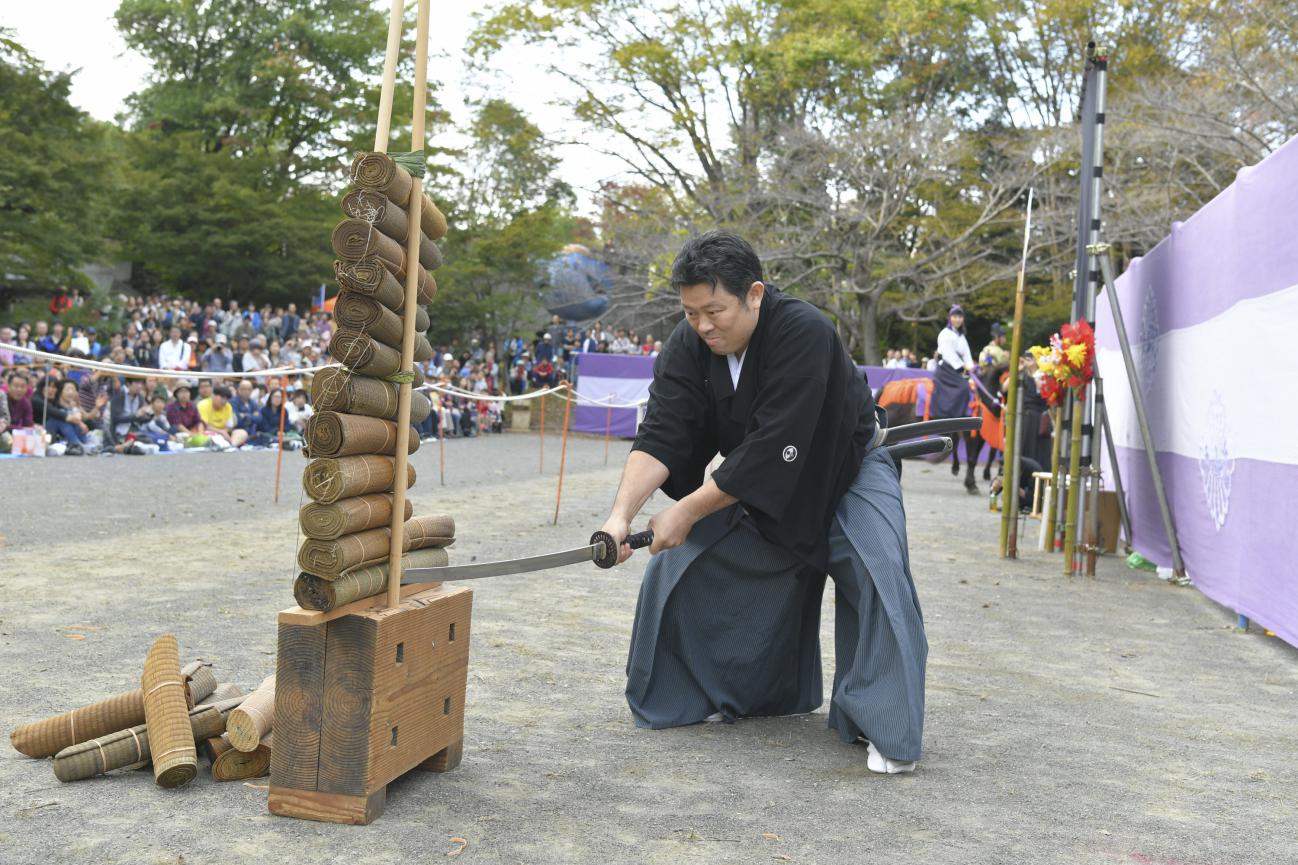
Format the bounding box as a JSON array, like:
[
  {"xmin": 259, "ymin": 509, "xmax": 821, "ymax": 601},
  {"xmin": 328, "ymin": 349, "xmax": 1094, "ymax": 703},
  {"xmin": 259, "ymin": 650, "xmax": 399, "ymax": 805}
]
[{"xmin": 875, "ymin": 364, "xmax": 1007, "ymax": 493}]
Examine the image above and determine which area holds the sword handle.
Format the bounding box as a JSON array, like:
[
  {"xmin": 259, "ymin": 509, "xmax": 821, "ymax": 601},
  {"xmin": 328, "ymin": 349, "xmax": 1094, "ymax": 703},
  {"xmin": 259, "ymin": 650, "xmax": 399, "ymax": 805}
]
[{"xmin": 590, "ymin": 529, "xmax": 655, "ymax": 569}]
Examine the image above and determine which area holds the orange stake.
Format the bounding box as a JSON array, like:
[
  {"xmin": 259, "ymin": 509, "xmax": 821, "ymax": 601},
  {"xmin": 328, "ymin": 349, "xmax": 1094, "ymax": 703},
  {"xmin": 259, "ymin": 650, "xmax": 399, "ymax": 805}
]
[
  {"xmin": 553, "ymin": 383, "xmax": 573, "ymax": 525},
  {"xmin": 539, "ymin": 391, "xmax": 545, "ymax": 474},
  {"xmin": 603, "ymin": 397, "xmax": 612, "ymax": 466},
  {"xmin": 273, "ymin": 398, "xmax": 286, "ymax": 503}
]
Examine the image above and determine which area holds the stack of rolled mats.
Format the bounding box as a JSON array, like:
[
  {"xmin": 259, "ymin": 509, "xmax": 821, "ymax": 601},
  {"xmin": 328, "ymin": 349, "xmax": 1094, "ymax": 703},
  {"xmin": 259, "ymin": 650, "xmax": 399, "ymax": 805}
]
[
  {"xmin": 7, "ymin": 634, "xmax": 267, "ymax": 786},
  {"xmin": 297, "ymin": 151, "xmax": 456, "ymax": 611}
]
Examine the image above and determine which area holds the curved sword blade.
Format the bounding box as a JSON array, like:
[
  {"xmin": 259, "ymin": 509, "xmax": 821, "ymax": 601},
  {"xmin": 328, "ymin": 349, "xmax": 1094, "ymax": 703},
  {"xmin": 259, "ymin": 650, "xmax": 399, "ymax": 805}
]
[{"xmin": 400, "ymin": 542, "xmax": 602, "ymax": 584}]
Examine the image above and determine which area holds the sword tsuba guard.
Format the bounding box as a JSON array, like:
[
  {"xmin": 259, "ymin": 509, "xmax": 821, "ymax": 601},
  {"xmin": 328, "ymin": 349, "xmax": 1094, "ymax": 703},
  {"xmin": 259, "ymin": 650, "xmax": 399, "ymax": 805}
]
[{"xmin": 590, "ymin": 531, "xmax": 619, "ymax": 569}]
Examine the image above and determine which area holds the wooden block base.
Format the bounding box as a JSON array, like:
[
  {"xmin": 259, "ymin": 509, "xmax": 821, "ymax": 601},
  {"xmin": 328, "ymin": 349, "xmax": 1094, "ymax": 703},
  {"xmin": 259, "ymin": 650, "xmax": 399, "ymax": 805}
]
[
  {"xmin": 269, "ymin": 787, "xmax": 386, "ymax": 825},
  {"xmin": 269, "ymin": 585, "xmax": 472, "ymax": 825},
  {"xmin": 416, "ymin": 736, "xmax": 463, "ymax": 773}
]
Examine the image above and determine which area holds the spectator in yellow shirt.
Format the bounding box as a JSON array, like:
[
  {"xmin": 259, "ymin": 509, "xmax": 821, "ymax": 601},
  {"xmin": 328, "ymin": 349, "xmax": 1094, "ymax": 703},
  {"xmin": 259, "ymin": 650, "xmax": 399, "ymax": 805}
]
[{"xmin": 197, "ymin": 385, "xmax": 248, "ymax": 449}]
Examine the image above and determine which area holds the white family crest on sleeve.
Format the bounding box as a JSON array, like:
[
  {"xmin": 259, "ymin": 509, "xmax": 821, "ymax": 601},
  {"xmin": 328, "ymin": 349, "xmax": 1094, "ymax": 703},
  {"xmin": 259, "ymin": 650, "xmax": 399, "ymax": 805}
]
[{"xmin": 782, "ymin": 445, "xmax": 798, "ymax": 462}]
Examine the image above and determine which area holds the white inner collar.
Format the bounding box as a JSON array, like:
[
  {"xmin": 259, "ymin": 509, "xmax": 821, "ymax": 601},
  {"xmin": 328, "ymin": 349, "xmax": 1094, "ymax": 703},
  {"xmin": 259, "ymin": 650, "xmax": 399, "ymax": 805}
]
[{"xmin": 727, "ymin": 349, "xmax": 746, "ymax": 389}]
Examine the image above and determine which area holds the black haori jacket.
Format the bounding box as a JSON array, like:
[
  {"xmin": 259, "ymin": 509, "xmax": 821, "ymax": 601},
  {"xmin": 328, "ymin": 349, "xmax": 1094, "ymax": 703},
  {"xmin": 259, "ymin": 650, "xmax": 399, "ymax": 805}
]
[{"xmin": 633, "ymin": 287, "xmax": 877, "ymax": 571}]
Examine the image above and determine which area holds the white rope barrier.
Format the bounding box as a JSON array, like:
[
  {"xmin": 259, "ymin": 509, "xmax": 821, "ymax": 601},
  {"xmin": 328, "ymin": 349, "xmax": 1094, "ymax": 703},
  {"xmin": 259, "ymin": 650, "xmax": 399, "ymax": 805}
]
[
  {"xmin": 1, "ymin": 341, "xmax": 654, "ymax": 408},
  {"xmin": 0, "ymin": 341, "xmax": 340, "ymax": 381}
]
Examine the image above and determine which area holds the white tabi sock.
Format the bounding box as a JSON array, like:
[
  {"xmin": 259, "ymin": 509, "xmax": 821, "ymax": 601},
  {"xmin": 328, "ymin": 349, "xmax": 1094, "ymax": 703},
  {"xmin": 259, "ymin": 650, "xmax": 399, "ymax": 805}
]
[{"xmin": 865, "ymin": 741, "xmax": 916, "ymax": 775}]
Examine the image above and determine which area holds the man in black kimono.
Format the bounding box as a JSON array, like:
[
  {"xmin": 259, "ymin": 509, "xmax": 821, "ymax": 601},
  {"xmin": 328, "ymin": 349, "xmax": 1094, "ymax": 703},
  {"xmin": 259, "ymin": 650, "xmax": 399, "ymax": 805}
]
[{"xmin": 599, "ymin": 230, "xmax": 928, "ymax": 774}]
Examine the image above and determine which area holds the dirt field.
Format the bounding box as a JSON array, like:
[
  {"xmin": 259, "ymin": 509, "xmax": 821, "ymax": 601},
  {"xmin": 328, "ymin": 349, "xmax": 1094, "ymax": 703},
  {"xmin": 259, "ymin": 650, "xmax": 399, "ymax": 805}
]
[{"xmin": 1, "ymin": 434, "xmax": 1294, "ymax": 865}]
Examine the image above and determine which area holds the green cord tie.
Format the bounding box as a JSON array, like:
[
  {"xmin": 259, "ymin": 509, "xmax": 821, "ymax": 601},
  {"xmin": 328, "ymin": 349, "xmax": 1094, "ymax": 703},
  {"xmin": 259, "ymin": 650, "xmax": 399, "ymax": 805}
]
[
  {"xmin": 385, "ymin": 370, "xmax": 417, "ymax": 384},
  {"xmin": 389, "ymin": 150, "xmax": 426, "ymax": 178}
]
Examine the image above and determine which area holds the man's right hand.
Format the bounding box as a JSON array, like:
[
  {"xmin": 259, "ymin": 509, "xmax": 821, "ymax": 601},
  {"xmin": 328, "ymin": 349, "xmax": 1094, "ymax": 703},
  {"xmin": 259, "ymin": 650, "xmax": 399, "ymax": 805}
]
[{"xmin": 597, "ymin": 515, "xmax": 635, "ymax": 565}]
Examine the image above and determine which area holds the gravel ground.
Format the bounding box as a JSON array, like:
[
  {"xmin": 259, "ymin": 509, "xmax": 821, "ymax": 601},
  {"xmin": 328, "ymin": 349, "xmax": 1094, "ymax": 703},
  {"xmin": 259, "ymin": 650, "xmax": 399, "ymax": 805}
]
[{"xmin": 0, "ymin": 434, "xmax": 1295, "ymax": 865}]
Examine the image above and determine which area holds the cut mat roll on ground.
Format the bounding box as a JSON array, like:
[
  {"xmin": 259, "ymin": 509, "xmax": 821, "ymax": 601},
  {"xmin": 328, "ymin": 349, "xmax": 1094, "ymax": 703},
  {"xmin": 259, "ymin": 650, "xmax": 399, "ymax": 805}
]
[
  {"xmin": 52, "ymin": 698, "xmax": 242, "ymax": 783},
  {"xmin": 311, "ymin": 367, "xmax": 432, "ymax": 424},
  {"xmin": 331, "ymin": 218, "xmax": 442, "ymax": 273},
  {"xmin": 304, "ymin": 411, "xmax": 421, "ymax": 459},
  {"xmin": 141, "ymin": 635, "xmax": 198, "ymax": 788},
  {"xmin": 206, "ymin": 732, "xmax": 271, "ymax": 781},
  {"xmin": 348, "ymin": 151, "xmax": 449, "ymax": 240},
  {"xmin": 334, "ymin": 257, "xmax": 436, "ymax": 310},
  {"xmin": 300, "ymin": 493, "xmax": 413, "ymax": 540},
  {"xmin": 296, "ymin": 513, "xmax": 456, "ymax": 579},
  {"xmin": 226, "ymin": 675, "xmax": 275, "ymax": 752},
  {"xmin": 10, "ymin": 659, "xmax": 213, "ymax": 758},
  {"xmin": 197, "ymin": 683, "xmax": 244, "ymax": 705},
  {"xmin": 335, "ymin": 200, "xmax": 443, "ymax": 269},
  {"xmin": 302, "ymin": 454, "xmax": 415, "ymax": 504},
  {"xmin": 333, "ymin": 289, "xmax": 429, "ymax": 350},
  {"xmin": 294, "ymin": 546, "xmax": 451, "ymax": 611}
]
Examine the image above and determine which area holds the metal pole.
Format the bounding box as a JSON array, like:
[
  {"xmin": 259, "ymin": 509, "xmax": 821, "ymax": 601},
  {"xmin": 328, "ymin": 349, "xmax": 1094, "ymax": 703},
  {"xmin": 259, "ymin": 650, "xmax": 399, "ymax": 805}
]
[
  {"xmin": 1084, "ymin": 377, "xmax": 1105, "ymax": 575},
  {"xmin": 1095, "ymin": 247, "xmax": 1186, "ymax": 577}
]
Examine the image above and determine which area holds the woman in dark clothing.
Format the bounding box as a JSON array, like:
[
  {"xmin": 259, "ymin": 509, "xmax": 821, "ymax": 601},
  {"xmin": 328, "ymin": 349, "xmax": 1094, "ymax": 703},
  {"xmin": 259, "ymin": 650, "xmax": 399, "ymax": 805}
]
[
  {"xmin": 32, "ymin": 377, "xmax": 89, "ymax": 452},
  {"xmin": 259, "ymin": 387, "xmax": 288, "ymax": 436}
]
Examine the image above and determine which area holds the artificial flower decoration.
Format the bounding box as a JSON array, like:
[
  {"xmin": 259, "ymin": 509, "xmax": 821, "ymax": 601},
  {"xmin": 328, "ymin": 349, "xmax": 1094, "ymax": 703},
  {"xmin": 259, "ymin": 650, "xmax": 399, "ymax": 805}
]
[{"xmin": 1029, "ymin": 319, "xmax": 1096, "ymax": 406}]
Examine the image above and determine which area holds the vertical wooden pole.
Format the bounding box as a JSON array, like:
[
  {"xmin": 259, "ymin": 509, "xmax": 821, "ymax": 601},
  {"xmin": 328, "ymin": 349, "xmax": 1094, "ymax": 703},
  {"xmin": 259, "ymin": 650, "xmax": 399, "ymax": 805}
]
[
  {"xmin": 439, "ymin": 420, "xmax": 445, "ymax": 485},
  {"xmin": 1001, "ymin": 190, "xmax": 1033, "ymax": 558},
  {"xmin": 274, "ymin": 398, "xmax": 286, "ymax": 503},
  {"xmin": 373, "ymin": 0, "xmax": 405, "ymax": 153},
  {"xmin": 1044, "ymin": 405, "xmax": 1063, "ymax": 551},
  {"xmin": 1062, "ymin": 392, "xmax": 1085, "ymax": 574},
  {"xmin": 538, "ymin": 393, "xmax": 545, "ymax": 474},
  {"xmin": 385, "ymin": 0, "xmax": 430, "ymax": 609},
  {"xmin": 553, "ymin": 384, "xmax": 573, "ymax": 525}
]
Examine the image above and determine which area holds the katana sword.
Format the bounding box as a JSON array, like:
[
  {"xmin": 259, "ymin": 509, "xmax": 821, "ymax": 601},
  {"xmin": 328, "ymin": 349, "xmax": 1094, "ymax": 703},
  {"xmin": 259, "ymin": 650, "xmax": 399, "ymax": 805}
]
[
  {"xmin": 398, "ymin": 431, "xmax": 955, "ymax": 586},
  {"xmin": 400, "ymin": 530, "xmax": 654, "ymax": 584}
]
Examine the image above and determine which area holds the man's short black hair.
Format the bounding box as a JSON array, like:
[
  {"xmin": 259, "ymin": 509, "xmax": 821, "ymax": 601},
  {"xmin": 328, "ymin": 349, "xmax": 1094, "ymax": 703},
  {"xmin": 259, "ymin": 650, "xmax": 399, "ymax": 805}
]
[
  {"xmin": 213, "ymin": 385, "xmax": 232, "ymax": 399},
  {"xmin": 670, "ymin": 230, "xmax": 764, "ymax": 300}
]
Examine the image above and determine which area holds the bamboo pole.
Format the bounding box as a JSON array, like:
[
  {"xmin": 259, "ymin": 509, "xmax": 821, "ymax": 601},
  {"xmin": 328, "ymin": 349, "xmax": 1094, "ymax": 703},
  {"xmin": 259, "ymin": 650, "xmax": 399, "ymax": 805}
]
[
  {"xmin": 553, "ymin": 383, "xmax": 573, "ymax": 525},
  {"xmin": 385, "ymin": 0, "xmax": 431, "ymax": 609},
  {"xmin": 1061, "ymin": 393, "xmax": 1086, "ymax": 573},
  {"xmin": 1000, "ymin": 188, "xmax": 1033, "ymax": 557},
  {"xmin": 539, "ymin": 392, "xmax": 546, "ymax": 473},
  {"xmin": 373, "ymin": 0, "xmax": 406, "ymax": 153},
  {"xmin": 1044, "ymin": 405, "xmax": 1064, "ymax": 551},
  {"xmin": 274, "ymin": 398, "xmax": 286, "ymax": 503},
  {"xmin": 439, "ymin": 418, "xmax": 445, "ymax": 484}
]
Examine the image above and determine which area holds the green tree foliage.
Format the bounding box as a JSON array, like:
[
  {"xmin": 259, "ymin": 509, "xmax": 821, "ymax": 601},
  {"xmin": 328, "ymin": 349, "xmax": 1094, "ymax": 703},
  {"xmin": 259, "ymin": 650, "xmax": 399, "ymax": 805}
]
[
  {"xmin": 0, "ymin": 34, "xmax": 116, "ymax": 302},
  {"xmin": 110, "ymin": 0, "xmax": 390, "ymax": 305},
  {"xmin": 474, "ymin": 0, "xmax": 1298, "ymax": 360},
  {"xmin": 429, "ymin": 100, "xmax": 577, "ymax": 349}
]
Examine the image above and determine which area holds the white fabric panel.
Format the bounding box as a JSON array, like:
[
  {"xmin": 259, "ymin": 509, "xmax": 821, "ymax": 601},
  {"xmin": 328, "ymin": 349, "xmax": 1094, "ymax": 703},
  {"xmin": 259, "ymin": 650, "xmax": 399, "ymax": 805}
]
[
  {"xmin": 575, "ymin": 374, "xmax": 651, "ymax": 407},
  {"xmin": 1098, "ymin": 282, "xmax": 1298, "ymax": 465}
]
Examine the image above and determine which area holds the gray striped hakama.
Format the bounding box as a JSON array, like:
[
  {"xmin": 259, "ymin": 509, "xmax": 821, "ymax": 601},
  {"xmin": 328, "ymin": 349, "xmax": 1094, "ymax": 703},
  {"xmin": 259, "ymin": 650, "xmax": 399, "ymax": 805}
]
[{"xmin": 625, "ymin": 447, "xmax": 928, "ymax": 762}]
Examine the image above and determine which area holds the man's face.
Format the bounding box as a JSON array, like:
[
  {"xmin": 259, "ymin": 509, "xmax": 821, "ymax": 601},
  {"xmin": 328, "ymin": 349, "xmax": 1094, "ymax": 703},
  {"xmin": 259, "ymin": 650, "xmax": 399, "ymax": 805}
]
[
  {"xmin": 679, "ymin": 281, "xmax": 763, "ymax": 356},
  {"xmin": 238, "ymin": 382, "xmax": 252, "ymax": 400},
  {"xmin": 129, "ymin": 380, "xmax": 144, "ymax": 395},
  {"xmin": 212, "ymin": 393, "xmax": 227, "ymax": 409},
  {"xmin": 198, "ymin": 382, "xmax": 212, "ymax": 399},
  {"xmin": 9, "ymin": 377, "xmax": 28, "ymax": 399},
  {"xmin": 170, "ymin": 328, "xmax": 181, "ymax": 341},
  {"xmin": 35, "ymin": 322, "xmax": 48, "ymax": 337}
]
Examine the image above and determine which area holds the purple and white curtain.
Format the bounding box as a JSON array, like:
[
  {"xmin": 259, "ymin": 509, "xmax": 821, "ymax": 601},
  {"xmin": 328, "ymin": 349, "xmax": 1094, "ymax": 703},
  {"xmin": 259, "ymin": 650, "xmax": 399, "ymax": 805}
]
[{"xmin": 1096, "ymin": 133, "xmax": 1298, "ymax": 647}]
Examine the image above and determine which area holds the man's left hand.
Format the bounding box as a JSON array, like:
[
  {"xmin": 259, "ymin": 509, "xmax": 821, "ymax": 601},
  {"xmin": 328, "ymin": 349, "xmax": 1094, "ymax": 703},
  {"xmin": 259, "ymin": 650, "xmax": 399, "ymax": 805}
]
[{"xmin": 647, "ymin": 501, "xmax": 698, "ymax": 554}]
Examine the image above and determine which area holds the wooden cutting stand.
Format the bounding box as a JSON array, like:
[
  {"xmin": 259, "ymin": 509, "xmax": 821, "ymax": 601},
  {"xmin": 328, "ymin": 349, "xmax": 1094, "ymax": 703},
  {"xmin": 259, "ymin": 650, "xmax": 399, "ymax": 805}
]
[{"xmin": 268, "ymin": 584, "xmax": 472, "ymax": 824}]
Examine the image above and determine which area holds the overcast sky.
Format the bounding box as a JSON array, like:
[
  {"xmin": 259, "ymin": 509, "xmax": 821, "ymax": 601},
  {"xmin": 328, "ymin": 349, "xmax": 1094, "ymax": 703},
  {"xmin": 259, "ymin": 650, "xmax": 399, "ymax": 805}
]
[{"xmin": 4, "ymin": 1, "xmax": 630, "ymax": 213}]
